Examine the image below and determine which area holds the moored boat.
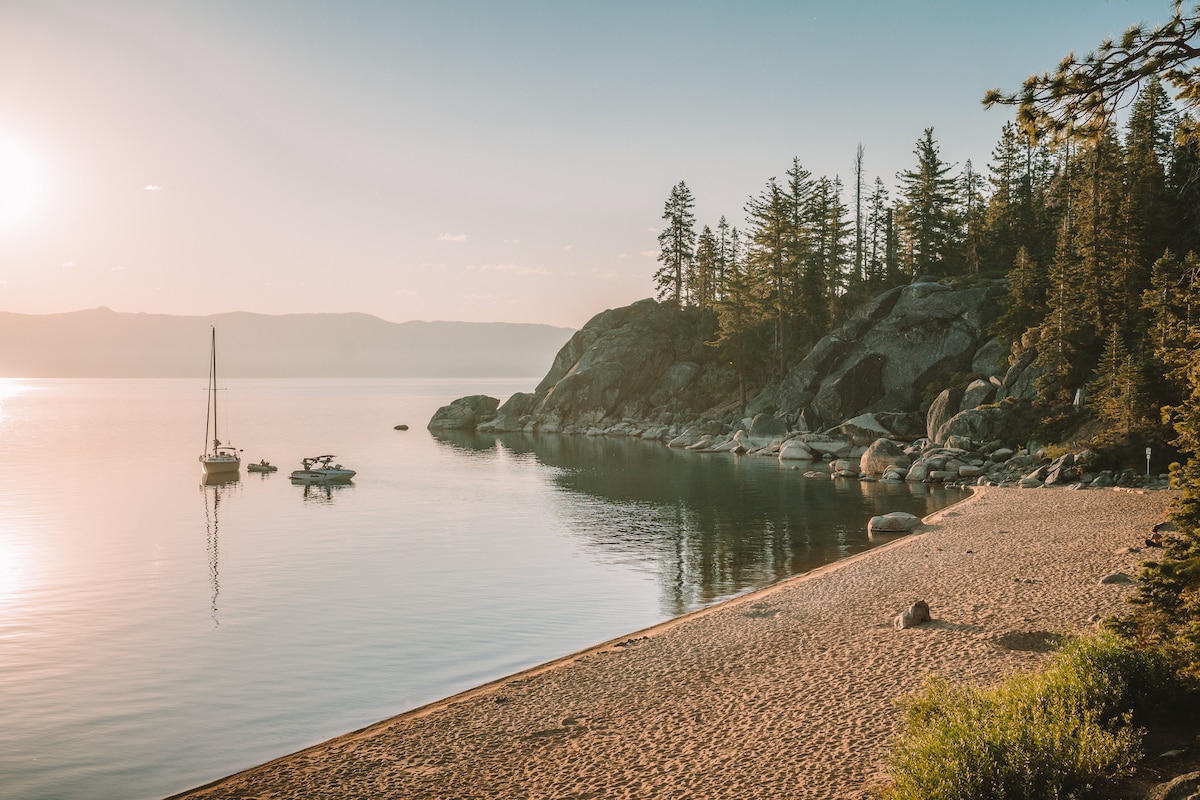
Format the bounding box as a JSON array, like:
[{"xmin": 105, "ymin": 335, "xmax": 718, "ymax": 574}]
[
  {"xmin": 199, "ymin": 328, "xmax": 240, "ymax": 475},
  {"xmin": 247, "ymin": 460, "xmax": 278, "ymax": 473},
  {"xmin": 290, "ymin": 455, "xmax": 355, "ymax": 482}
]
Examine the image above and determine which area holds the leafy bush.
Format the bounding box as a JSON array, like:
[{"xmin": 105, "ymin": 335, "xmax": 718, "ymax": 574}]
[{"xmin": 884, "ymin": 634, "xmax": 1182, "ymax": 800}]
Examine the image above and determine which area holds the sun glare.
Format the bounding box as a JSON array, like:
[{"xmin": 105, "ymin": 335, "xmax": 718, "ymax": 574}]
[{"xmin": 0, "ymin": 132, "xmax": 46, "ymax": 233}]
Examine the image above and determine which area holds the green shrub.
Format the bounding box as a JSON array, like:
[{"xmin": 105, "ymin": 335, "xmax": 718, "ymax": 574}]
[{"xmin": 884, "ymin": 634, "xmax": 1181, "ymax": 800}]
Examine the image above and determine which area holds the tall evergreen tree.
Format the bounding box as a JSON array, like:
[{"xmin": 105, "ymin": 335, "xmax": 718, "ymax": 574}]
[
  {"xmin": 1070, "ymin": 122, "xmax": 1124, "ymax": 335},
  {"xmin": 810, "ymin": 175, "xmax": 853, "ymax": 323},
  {"xmin": 959, "ymin": 159, "xmax": 986, "ymax": 275},
  {"xmin": 1145, "ymin": 249, "xmax": 1200, "ymax": 379},
  {"xmin": 1035, "ymin": 227, "xmax": 1093, "ymax": 404},
  {"xmin": 993, "ymin": 246, "xmax": 1047, "ymax": 350},
  {"xmin": 711, "ymin": 224, "xmax": 769, "ymax": 412},
  {"xmin": 713, "ymin": 216, "xmax": 738, "ymax": 302},
  {"xmin": 1168, "ymin": 120, "xmax": 1200, "ymax": 255},
  {"xmin": 864, "ymin": 177, "xmax": 892, "ymax": 287},
  {"xmin": 896, "ymin": 127, "xmax": 959, "ymax": 275},
  {"xmin": 853, "ymin": 143, "xmax": 866, "ymax": 287},
  {"xmin": 983, "ymin": 123, "xmax": 1059, "ymax": 277},
  {"xmin": 693, "ymin": 225, "xmax": 718, "ymax": 310},
  {"xmin": 654, "ymin": 181, "xmax": 697, "ymax": 306},
  {"xmin": 1088, "ymin": 328, "xmax": 1150, "ymax": 433},
  {"xmin": 743, "ymin": 177, "xmax": 794, "ymax": 377}
]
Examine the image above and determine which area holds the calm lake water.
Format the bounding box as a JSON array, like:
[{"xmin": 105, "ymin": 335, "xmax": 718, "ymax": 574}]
[{"xmin": 0, "ymin": 378, "xmax": 963, "ymax": 800}]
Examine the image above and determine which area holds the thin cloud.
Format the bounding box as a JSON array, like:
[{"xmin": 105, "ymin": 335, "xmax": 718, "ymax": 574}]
[
  {"xmin": 437, "ymin": 233, "xmax": 467, "ymax": 242},
  {"xmin": 61, "ymin": 261, "xmax": 74, "ymax": 267},
  {"xmin": 466, "ymin": 263, "xmax": 551, "ymax": 276},
  {"xmin": 563, "ymin": 244, "xmax": 574, "ymax": 251},
  {"xmin": 640, "ymin": 249, "xmax": 659, "ymax": 258},
  {"xmin": 393, "ymin": 288, "xmax": 418, "ymax": 296},
  {"xmin": 462, "ymin": 294, "xmax": 536, "ymax": 306},
  {"xmin": 144, "ymin": 185, "xmax": 162, "ymax": 191}
]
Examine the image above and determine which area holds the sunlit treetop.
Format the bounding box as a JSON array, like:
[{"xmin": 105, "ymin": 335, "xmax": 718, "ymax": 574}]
[{"xmin": 984, "ymin": 1, "xmax": 1200, "ymax": 143}]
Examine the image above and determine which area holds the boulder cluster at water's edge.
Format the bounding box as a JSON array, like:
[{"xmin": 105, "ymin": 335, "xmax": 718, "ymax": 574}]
[{"xmin": 428, "ymin": 277, "xmax": 1171, "ymax": 493}]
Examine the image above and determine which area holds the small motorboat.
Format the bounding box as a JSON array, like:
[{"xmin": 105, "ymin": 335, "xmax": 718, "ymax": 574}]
[
  {"xmin": 290, "ymin": 455, "xmax": 356, "ymax": 483},
  {"xmin": 247, "ymin": 460, "xmax": 278, "ymax": 473}
]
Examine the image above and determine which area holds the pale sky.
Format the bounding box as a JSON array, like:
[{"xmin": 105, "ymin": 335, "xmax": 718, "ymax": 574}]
[{"xmin": 0, "ymin": 0, "xmax": 1173, "ymax": 328}]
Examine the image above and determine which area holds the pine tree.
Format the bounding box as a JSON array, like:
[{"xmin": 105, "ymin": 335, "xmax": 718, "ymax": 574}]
[
  {"xmin": 1114, "ymin": 78, "xmax": 1179, "ymax": 341},
  {"xmin": 1169, "ymin": 119, "xmax": 1200, "ymax": 255},
  {"xmin": 983, "ymin": 123, "xmax": 1058, "ymax": 276},
  {"xmin": 983, "ymin": 4, "xmax": 1200, "ymax": 144},
  {"xmin": 959, "ymin": 159, "xmax": 986, "ymax": 275},
  {"xmin": 993, "ymin": 246, "xmax": 1047, "ymax": 350},
  {"xmin": 810, "ymin": 175, "xmax": 853, "ymax": 324},
  {"xmin": 711, "ymin": 227, "xmax": 770, "ymax": 412},
  {"xmin": 713, "ymin": 216, "xmax": 737, "ymax": 302},
  {"xmin": 1087, "ymin": 328, "xmax": 1148, "ymax": 432},
  {"xmin": 1145, "ymin": 250, "xmax": 1200, "ymax": 379},
  {"xmin": 654, "ymin": 181, "xmax": 697, "ymax": 306},
  {"xmin": 853, "ymin": 144, "xmax": 865, "ymax": 287},
  {"xmin": 896, "ymin": 128, "xmax": 959, "ymax": 275},
  {"xmin": 743, "ymin": 177, "xmax": 794, "ymax": 377},
  {"xmin": 693, "ymin": 225, "xmax": 718, "ymax": 311},
  {"xmin": 1035, "ymin": 229, "xmax": 1092, "ymax": 404},
  {"xmin": 1071, "ymin": 123, "xmax": 1124, "ymax": 335}
]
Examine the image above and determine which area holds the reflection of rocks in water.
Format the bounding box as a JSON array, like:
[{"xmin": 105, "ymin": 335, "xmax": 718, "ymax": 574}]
[
  {"xmin": 432, "ymin": 434, "xmax": 964, "ymax": 618},
  {"xmin": 429, "ymin": 430, "xmax": 504, "ymax": 455}
]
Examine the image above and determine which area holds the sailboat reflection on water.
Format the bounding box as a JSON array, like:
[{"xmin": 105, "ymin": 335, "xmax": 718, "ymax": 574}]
[{"xmin": 201, "ymin": 472, "xmax": 239, "ymax": 626}]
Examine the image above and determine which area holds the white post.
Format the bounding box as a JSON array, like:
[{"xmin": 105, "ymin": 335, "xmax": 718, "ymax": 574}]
[{"xmin": 1146, "ymin": 447, "xmax": 1152, "ymax": 477}]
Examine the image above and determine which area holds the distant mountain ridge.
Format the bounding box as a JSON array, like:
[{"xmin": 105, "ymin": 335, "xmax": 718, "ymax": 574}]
[{"xmin": 0, "ymin": 308, "xmax": 575, "ymax": 378}]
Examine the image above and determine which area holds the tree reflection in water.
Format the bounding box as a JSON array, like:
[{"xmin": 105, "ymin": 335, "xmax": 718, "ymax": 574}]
[{"xmin": 433, "ymin": 431, "xmax": 964, "ymax": 616}]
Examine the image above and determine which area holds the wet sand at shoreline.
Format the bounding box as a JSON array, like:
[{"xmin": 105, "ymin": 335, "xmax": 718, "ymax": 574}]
[{"xmin": 173, "ymin": 487, "xmax": 1172, "ymax": 800}]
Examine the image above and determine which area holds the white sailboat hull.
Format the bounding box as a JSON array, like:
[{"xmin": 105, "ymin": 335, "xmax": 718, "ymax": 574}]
[{"xmin": 200, "ymin": 454, "xmax": 241, "ymax": 474}]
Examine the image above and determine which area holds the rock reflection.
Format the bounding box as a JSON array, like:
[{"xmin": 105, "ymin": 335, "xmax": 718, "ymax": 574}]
[{"xmin": 434, "ymin": 431, "xmax": 965, "ymax": 616}]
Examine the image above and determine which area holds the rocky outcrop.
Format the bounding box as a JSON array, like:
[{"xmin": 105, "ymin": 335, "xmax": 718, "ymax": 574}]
[
  {"xmin": 427, "ymin": 395, "xmax": 500, "ymax": 431},
  {"xmin": 778, "ymin": 278, "xmax": 1006, "ymax": 429},
  {"xmin": 475, "ymin": 299, "xmax": 735, "ymax": 434},
  {"xmin": 426, "ymin": 278, "xmax": 1177, "ymax": 492}
]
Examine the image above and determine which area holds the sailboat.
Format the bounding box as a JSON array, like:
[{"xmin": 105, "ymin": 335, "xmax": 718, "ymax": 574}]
[{"xmin": 199, "ymin": 327, "xmax": 241, "ymax": 475}]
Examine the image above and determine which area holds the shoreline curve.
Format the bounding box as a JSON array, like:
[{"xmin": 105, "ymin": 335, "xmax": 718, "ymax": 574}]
[{"xmin": 171, "ymin": 486, "xmax": 1170, "ymax": 800}]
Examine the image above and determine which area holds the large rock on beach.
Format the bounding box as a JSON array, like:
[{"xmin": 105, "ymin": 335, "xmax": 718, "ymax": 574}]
[
  {"xmin": 926, "ymin": 388, "xmax": 964, "ymax": 443},
  {"xmin": 935, "ymin": 405, "xmax": 1014, "ymax": 447},
  {"xmin": 859, "ymin": 438, "xmax": 912, "ymax": 477},
  {"xmin": 868, "ymin": 511, "xmax": 922, "ymax": 533},
  {"xmin": 427, "ymin": 394, "xmax": 500, "ymax": 430}
]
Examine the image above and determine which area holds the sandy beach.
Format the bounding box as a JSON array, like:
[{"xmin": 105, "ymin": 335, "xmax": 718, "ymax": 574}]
[{"xmin": 173, "ymin": 487, "xmax": 1172, "ymax": 800}]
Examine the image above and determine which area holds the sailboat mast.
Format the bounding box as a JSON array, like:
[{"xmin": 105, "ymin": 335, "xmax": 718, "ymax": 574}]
[{"xmin": 210, "ymin": 327, "xmax": 219, "ymax": 452}]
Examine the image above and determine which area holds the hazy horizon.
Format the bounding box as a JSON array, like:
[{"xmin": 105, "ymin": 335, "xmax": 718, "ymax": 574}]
[
  {"xmin": 2, "ymin": 0, "xmax": 1170, "ymax": 328},
  {"xmin": 0, "ymin": 308, "xmax": 575, "ymax": 378}
]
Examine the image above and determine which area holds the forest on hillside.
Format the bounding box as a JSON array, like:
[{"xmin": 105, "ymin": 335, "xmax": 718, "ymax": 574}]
[
  {"xmin": 651, "ymin": 4, "xmax": 1200, "ymax": 767},
  {"xmin": 653, "ymin": 75, "xmax": 1198, "ymax": 446}
]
